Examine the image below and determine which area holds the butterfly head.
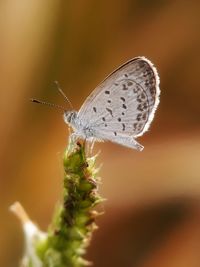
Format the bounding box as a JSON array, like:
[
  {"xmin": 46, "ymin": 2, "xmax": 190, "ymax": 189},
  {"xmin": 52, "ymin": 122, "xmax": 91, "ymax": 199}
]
[{"xmin": 63, "ymin": 110, "xmax": 77, "ymax": 125}]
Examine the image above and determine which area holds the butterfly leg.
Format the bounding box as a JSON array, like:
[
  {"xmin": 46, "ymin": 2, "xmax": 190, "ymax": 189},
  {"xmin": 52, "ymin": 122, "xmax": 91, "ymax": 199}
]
[
  {"xmin": 90, "ymin": 138, "xmax": 96, "ymax": 154},
  {"xmin": 83, "ymin": 138, "xmax": 94, "ymax": 156},
  {"xmin": 68, "ymin": 132, "xmax": 79, "ymax": 146},
  {"xmin": 81, "ymin": 138, "xmax": 96, "ymax": 156}
]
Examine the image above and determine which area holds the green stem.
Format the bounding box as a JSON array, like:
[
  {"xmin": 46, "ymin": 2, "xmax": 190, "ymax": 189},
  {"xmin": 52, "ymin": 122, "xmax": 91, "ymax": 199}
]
[{"xmin": 11, "ymin": 140, "xmax": 103, "ymax": 267}]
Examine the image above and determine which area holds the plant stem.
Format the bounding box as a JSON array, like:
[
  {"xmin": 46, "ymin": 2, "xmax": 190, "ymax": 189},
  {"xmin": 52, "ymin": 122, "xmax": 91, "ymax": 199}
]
[{"xmin": 11, "ymin": 140, "xmax": 103, "ymax": 267}]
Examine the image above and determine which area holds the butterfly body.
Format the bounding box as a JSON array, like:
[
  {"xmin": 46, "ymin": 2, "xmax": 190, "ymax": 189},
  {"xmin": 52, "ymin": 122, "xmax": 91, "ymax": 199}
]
[
  {"xmin": 64, "ymin": 110, "xmax": 99, "ymax": 140},
  {"xmin": 63, "ymin": 56, "xmax": 160, "ymax": 151}
]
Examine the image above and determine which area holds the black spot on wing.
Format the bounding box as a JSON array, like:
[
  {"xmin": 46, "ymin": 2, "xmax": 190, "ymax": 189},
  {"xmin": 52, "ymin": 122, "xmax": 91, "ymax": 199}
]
[
  {"xmin": 137, "ymin": 114, "xmax": 142, "ymax": 121},
  {"xmin": 122, "ymin": 84, "xmax": 128, "ymax": 90},
  {"xmin": 127, "ymin": 81, "xmax": 133, "ymax": 86},
  {"xmin": 106, "ymin": 107, "xmax": 113, "ymax": 116}
]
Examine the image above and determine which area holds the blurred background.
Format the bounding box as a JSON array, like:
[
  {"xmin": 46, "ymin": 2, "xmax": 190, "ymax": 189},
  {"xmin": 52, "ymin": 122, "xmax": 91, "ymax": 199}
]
[{"xmin": 1, "ymin": 0, "xmax": 200, "ymax": 266}]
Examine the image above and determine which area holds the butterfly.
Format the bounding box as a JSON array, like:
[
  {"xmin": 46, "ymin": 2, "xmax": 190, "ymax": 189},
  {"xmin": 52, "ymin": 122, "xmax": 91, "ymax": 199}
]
[{"xmin": 32, "ymin": 57, "xmax": 160, "ymax": 151}]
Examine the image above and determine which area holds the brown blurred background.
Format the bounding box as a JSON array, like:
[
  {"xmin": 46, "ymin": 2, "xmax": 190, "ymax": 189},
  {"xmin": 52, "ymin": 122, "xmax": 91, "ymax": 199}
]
[{"xmin": 1, "ymin": 0, "xmax": 200, "ymax": 266}]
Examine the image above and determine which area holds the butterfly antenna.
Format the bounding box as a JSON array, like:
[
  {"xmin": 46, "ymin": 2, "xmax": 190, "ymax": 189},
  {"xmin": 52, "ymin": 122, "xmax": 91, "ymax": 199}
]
[
  {"xmin": 30, "ymin": 98, "xmax": 66, "ymax": 113},
  {"xmin": 54, "ymin": 81, "xmax": 73, "ymax": 109}
]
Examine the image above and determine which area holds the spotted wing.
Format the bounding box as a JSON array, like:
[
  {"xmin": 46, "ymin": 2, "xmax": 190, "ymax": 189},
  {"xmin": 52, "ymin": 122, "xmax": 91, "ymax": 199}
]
[{"xmin": 78, "ymin": 57, "xmax": 160, "ymax": 139}]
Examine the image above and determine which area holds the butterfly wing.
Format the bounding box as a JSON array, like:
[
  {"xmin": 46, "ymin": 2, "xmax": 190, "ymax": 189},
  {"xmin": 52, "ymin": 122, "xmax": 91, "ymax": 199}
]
[{"xmin": 78, "ymin": 57, "xmax": 160, "ymax": 145}]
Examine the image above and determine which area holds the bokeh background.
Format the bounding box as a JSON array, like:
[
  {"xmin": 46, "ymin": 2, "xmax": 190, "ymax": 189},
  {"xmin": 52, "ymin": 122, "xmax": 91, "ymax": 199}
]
[{"xmin": 1, "ymin": 0, "xmax": 200, "ymax": 266}]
